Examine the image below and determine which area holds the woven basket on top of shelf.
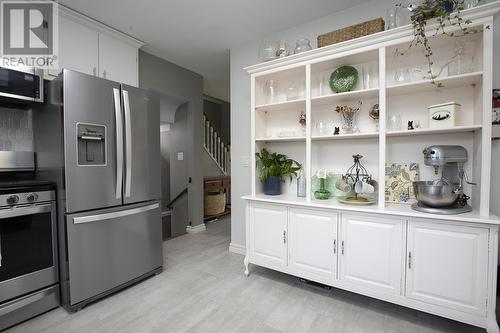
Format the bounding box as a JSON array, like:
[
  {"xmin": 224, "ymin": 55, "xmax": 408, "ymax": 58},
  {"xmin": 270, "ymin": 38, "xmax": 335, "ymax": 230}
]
[{"xmin": 317, "ymin": 18, "xmax": 385, "ymax": 48}]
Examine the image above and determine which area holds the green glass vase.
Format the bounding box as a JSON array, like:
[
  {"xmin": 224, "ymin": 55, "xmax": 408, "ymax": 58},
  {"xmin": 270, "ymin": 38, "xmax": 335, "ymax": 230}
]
[{"xmin": 314, "ymin": 178, "xmax": 331, "ymax": 200}]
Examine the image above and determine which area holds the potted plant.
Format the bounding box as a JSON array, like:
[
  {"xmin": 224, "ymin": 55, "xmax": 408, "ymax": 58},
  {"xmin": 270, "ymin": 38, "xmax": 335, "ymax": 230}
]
[
  {"xmin": 256, "ymin": 148, "xmax": 301, "ymax": 195},
  {"xmin": 397, "ymin": 0, "xmax": 486, "ymax": 86}
]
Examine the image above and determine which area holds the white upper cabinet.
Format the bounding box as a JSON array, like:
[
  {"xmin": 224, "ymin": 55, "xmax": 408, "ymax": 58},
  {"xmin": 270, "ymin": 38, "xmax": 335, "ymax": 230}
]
[
  {"xmin": 57, "ymin": 16, "xmax": 99, "ymax": 77},
  {"xmin": 339, "ymin": 213, "xmax": 404, "ymax": 296},
  {"xmin": 288, "ymin": 208, "xmax": 337, "ymax": 284},
  {"xmin": 248, "ymin": 203, "xmax": 287, "ymax": 270},
  {"xmin": 98, "ymin": 33, "xmax": 138, "ymax": 87},
  {"xmin": 51, "ymin": 6, "xmax": 143, "ymax": 86},
  {"xmin": 406, "ymin": 220, "xmax": 489, "ymax": 316}
]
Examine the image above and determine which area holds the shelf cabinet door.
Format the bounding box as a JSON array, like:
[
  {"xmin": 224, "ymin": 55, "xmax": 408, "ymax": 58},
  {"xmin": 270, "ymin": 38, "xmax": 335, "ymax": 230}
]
[
  {"xmin": 289, "ymin": 208, "xmax": 337, "ymax": 284},
  {"xmin": 406, "ymin": 220, "xmax": 488, "ymax": 316},
  {"xmin": 54, "ymin": 16, "xmax": 99, "ymax": 77},
  {"xmin": 339, "ymin": 213, "xmax": 404, "ymax": 297},
  {"xmin": 248, "ymin": 203, "xmax": 287, "ymax": 270},
  {"xmin": 99, "ymin": 33, "xmax": 138, "ymax": 86}
]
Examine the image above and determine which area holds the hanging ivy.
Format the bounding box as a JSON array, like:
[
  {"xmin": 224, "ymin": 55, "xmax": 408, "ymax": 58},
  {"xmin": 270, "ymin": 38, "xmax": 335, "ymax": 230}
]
[{"xmin": 396, "ymin": 0, "xmax": 488, "ymax": 87}]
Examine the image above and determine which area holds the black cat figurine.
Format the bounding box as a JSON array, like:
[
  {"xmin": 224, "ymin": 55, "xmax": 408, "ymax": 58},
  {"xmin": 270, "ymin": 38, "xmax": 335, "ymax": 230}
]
[
  {"xmin": 408, "ymin": 121, "xmax": 414, "ymax": 130},
  {"xmin": 333, "ymin": 127, "xmax": 340, "ymax": 135}
]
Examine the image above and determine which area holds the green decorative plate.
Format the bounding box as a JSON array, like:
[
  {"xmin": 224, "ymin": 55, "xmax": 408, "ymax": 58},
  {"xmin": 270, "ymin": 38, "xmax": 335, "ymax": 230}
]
[{"xmin": 329, "ymin": 66, "xmax": 358, "ymax": 93}]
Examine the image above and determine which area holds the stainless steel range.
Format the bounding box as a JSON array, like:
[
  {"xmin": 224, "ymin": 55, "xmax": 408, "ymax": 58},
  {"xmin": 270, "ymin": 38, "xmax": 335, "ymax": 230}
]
[{"xmin": 0, "ymin": 153, "xmax": 59, "ymax": 330}]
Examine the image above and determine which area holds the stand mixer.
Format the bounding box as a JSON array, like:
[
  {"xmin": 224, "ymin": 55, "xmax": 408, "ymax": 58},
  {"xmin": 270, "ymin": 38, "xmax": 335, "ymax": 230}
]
[{"xmin": 412, "ymin": 145, "xmax": 474, "ymax": 215}]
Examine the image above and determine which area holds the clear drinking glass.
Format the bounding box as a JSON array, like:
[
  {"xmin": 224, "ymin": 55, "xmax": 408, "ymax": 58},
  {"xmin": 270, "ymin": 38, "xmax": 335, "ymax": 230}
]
[
  {"xmin": 263, "ymin": 80, "xmax": 278, "ymax": 104},
  {"xmin": 362, "ymin": 63, "xmax": 378, "ymax": 89},
  {"xmin": 388, "ymin": 114, "xmax": 403, "ymax": 131},
  {"xmin": 286, "ymin": 82, "xmax": 299, "ymax": 101},
  {"xmin": 448, "ymin": 41, "xmax": 475, "ymax": 76},
  {"xmin": 316, "ymin": 74, "xmax": 329, "ymax": 96},
  {"xmin": 315, "ymin": 121, "xmax": 328, "ymax": 136}
]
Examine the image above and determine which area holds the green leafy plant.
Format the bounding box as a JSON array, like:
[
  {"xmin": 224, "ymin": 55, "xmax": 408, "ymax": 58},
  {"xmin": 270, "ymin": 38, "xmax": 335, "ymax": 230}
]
[
  {"xmin": 256, "ymin": 148, "xmax": 301, "ymax": 183},
  {"xmin": 396, "ymin": 0, "xmax": 487, "ymax": 87}
]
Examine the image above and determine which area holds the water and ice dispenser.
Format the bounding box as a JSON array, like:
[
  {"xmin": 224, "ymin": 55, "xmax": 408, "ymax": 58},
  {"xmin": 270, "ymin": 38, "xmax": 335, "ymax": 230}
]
[{"xmin": 77, "ymin": 123, "xmax": 106, "ymax": 166}]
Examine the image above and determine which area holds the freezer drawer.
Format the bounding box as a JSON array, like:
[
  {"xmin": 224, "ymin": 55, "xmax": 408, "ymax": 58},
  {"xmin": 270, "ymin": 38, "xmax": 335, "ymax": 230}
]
[{"xmin": 65, "ymin": 201, "xmax": 162, "ymax": 306}]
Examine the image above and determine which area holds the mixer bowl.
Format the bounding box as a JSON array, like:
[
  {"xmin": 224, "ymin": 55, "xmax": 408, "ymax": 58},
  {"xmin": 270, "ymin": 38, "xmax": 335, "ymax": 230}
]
[{"xmin": 412, "ymin": 181, "xmax": 459, "ymax": 208}]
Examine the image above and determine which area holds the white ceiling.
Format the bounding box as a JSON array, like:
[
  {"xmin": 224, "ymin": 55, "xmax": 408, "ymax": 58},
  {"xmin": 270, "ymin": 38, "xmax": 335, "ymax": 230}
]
[{"xmin": 59, "ymin": 0, "xmax": 367, "ymax": 101}]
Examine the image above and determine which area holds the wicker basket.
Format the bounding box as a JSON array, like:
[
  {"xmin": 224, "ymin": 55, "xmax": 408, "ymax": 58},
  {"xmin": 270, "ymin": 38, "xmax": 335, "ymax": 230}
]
[
  {"xmin": 204, "ymin": 191, "xmax": 226, "ymax": 216},
  {"xmin": 317, "ymin": 18, "xmax": 385, "ymax": 48}
]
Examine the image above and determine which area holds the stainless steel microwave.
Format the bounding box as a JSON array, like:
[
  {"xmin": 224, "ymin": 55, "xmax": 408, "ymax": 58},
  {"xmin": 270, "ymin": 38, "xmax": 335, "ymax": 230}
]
[{"xmin": 0, "ymin": 66, "xmax": 44, "ymax": 103}]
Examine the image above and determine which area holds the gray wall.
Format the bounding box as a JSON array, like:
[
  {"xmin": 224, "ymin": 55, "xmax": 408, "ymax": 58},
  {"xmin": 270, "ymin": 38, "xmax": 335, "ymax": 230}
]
[
  {"xmin": 139, "ymin": 50, "xmax": 205, "ymax": 229},
  {"xmin": 230, "ymin": 1, "xmax": 500, "ymax": 248}
]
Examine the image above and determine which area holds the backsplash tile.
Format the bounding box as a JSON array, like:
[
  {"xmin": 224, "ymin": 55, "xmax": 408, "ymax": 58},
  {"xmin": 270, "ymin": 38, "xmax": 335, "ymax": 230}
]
[{"xmin": 0, "ymin": 107, "xmax": 33, "ymax": 151}]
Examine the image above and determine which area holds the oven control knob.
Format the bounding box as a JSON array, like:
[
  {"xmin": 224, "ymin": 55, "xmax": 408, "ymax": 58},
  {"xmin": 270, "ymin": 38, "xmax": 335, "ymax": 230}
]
[
  {"xmin": 6, "ymin": 195, "xmax": 19, "ymax": 205},
  {"xmin": 26, "ymin": 193, "xmax": 38, "ymax": 203}
]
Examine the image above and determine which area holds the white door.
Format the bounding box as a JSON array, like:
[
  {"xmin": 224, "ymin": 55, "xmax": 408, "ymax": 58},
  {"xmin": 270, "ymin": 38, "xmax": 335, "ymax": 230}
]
[
  {"xmin": 339, "ymin": 213, "xmax": 404, "ymax": 296},
  {"xmin": 99, "ymin": 33, "xmax": 138, "ymax": 86},
  {"xmin": 53, "ymin": 16, "xmax": 99, "ymax": 77},
  {"xmin": 289, "ymin": 208, "xmax": 337, "ymax": 284},
  {"xmin": 406, "ymin": 220, "xmax": 488, "ymax": 316},
  {"xmin": 248, "ymin": 203, "xmax": 287, "ymax": 270}
]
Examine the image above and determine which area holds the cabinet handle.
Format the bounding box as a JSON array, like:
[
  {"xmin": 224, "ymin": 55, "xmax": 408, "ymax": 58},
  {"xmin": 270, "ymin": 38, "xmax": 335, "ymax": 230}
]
[
  {"xmin": 333, "ymin": 239, "xmax": 337, "ymax": 254},
  {"xmin": 408, "ymin": 252, "xmax": 412, "ymax": 269},
  {"xmin": 341, "ymin": 241, "xmax": 344, "ymax": 255},
  {"xmin": 93, "ymin": 67, "xmax": 96, "ymax": 76},
  {"xmin": 283, "ymin": 230, "xmax": 286, "ymax": 244},
  {"xmin": 103, "ymin": 70, "xmax": 107, "ymax": 78}
]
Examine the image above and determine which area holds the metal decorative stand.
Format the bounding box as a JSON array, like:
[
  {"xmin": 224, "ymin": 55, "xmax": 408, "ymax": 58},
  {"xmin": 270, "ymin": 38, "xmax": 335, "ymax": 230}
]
[{"xmin": 342, "ymin": 154, "xmax": 373, "ymax": 202}]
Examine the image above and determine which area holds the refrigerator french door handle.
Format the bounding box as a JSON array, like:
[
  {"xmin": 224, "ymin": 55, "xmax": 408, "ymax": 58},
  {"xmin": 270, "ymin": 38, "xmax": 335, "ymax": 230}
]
[
  {"xmin": 122, "ymin": 89, "xmax": 132, "ymax": 198},
  {"xmin": 72, "ymin": 203, "xmax": 159, "ymax": 224},
  {"xmin": 113, "ymin": 88, "xmax": 123, "ymax": 199}
]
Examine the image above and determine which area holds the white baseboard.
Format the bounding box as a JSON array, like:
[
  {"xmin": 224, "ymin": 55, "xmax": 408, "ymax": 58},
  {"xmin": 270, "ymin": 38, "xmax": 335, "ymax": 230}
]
[
  {"xmin": 186, "ymin": 223, "xmax": 206, "ymax": 234},
  {"xmin": 229, "ymin": 242, "xmax": 246, "ymax": 256}
]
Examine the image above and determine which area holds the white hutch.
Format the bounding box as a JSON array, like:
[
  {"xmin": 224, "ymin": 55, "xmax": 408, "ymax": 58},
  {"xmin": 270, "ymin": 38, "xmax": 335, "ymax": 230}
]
[{"xmin": 242, "ymin": 3, "xmax": 500, "ymax": 332}]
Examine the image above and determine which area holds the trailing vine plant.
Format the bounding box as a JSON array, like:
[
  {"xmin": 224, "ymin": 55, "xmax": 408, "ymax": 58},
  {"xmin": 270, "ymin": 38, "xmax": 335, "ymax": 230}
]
[{"xmin": 396, "ymin": 0, "xmax": 488, "ymax": 87}]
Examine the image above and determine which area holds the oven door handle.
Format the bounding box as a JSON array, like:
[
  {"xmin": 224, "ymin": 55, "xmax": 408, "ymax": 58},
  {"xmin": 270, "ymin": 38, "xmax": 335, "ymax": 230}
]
[{"xmin": 0, "ymin": 204, "xmax": 52, "ymax": 219}]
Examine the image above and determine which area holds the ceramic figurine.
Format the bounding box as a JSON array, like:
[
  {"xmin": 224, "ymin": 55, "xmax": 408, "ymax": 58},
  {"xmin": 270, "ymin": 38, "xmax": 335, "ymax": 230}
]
[
  {"xmin": 408, "ymin": 120, "xmax": 414, "ymax": 130},
  {"xmin": 333, "ymin": 127, "xmax": 340, "ymax": 135}
]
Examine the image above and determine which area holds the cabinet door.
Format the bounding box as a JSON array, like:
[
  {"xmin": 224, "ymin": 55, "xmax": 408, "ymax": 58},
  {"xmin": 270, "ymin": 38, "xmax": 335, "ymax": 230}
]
[
  {"xmin": 339, "ymin": 213, "xmax": 404, "ymax": 296},
  {"xmin": 99, "ymin": 33, "xmax": 138, "ymax": 86},
  {"xmin": 248, "ymin": 203, "xmax": 287, "ymax": 270},
  {"xmin": 289, "ymin": 208, "xmax": 337, "ymax": 284},
  {"xmin": 406, "ymin": 220, "xmax": 488, "ymax": 316},
  {"xmin": 54, "ymin": 16, "xmax": 99, "ymax": 77}
]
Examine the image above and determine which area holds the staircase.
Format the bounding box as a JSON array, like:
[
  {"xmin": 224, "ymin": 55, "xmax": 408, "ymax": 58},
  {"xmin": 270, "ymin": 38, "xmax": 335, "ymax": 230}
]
[{"xmin": 204, "ymin": 114, "xmax": 230, "ymax": 175}]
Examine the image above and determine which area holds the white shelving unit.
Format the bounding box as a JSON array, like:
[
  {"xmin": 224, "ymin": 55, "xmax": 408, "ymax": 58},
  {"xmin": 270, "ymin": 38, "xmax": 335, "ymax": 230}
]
[
  {"xmin": 242, "ymin": 4, "xmax": 500, "ymax": 333},
  {"xmin": 247, "ymin": 6, "xmax": 494, "ymax": 216}
]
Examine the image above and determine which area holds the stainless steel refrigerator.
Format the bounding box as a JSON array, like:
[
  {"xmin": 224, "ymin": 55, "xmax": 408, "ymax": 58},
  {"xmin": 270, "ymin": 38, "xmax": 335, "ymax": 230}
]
[{"xmin": 34, "ymin": 69, "xmax": 162, "ymax": 311}]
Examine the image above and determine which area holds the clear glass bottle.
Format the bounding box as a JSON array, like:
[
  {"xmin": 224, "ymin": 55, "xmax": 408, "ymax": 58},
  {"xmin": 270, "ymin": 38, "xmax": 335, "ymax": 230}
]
[{"xmin": 297, "ymin": 168, "xmax": 306, "ymax": 198}]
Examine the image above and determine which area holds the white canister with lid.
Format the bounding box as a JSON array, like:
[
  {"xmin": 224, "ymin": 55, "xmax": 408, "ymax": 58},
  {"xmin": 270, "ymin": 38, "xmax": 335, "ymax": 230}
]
[{"xmin": 428, "ymin": 102, "xmax": 460, "ymax": 129}]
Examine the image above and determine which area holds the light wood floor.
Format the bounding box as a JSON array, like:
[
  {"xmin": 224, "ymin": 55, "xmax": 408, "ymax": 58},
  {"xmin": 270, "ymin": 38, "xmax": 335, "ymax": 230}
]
[{"xmin": 7, "ymin": 217, "xmax": 488, "ymax": 332}]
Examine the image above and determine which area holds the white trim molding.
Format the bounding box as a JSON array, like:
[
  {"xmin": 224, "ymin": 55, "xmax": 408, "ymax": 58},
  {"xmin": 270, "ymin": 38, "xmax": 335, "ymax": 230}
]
[
  {"xmin": 186, "ymin": 223, "xmax": 207, "ymax": 234},
  {"xmin": 229, "ymin": 242, "xmax": 246, "ymax": 256}
]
